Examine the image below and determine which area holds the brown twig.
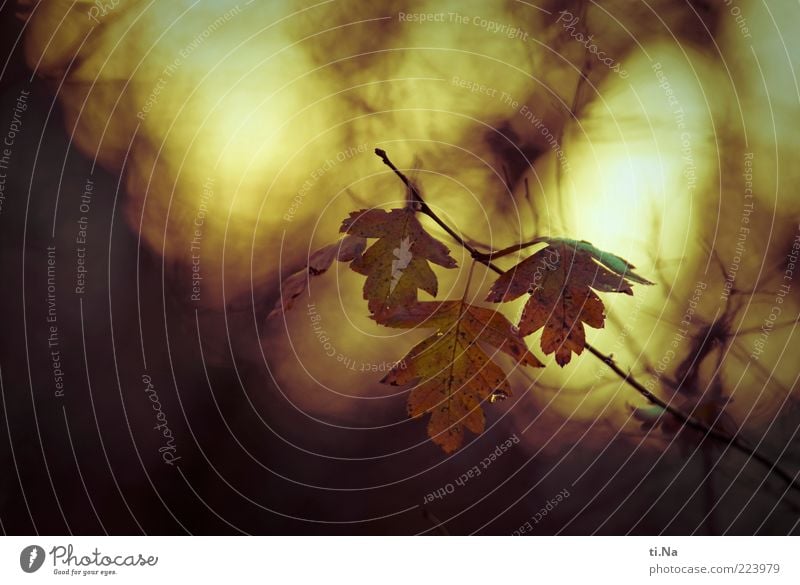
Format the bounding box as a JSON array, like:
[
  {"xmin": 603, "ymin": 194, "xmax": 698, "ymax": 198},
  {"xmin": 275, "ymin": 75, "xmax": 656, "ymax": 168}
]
[
  {"xmin": 484, "ymin": 238, "xmax": 549, "ymax": 260},
  {"xmin": 583, "ymin": 345, "xmax": 800, "ymax": 493},
  {"xmin": 374, "ymin": 148, "xmax": 800, "ymax": 496}
]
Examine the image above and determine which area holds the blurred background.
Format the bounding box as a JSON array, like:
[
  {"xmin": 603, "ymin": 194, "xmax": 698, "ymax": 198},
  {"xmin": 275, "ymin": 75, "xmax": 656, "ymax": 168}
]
[{"xmin": 0, "ymin": 0, "xmax": 798, "ymax": 534}]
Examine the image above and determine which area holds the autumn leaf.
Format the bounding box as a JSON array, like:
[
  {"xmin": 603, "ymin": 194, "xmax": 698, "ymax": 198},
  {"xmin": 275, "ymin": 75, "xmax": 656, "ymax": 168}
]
[
  {"xmin": 340, "ymin": 208, "xmax": 457, "ymax": 316},
  {"xmin": 486, "ymin": 239, "xmax": 653, "ymax": 366},
  {"xmin": 268, "ymin": 235, "xmax": 366, "ymax": 319},
  {"xmin": 378, "ymin": 301, "xmax": 543, "ymax": 453},
  {"xmin": 556, "ymin": 238, "xmax": 654, "ymax": 285}
]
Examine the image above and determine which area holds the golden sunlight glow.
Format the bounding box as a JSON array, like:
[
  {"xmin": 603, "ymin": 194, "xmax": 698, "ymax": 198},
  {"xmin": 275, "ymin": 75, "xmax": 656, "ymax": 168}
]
[{"xmin": 26, "ymin": 0, "xmax": 800, "ymax": 445}]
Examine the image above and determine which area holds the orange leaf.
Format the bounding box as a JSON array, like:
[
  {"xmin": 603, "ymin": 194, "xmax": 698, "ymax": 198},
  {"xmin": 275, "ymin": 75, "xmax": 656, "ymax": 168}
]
[
  {"xmin": 340, "ymin": 208, "xmax": 457, "ymax": 317},
  {"xmin": 379, "ymin": 301, "xmax": 542, "ymax": 453},
  {"xmin": 486, "ymin": 239, "xmax": 652, "ymax": 366}
]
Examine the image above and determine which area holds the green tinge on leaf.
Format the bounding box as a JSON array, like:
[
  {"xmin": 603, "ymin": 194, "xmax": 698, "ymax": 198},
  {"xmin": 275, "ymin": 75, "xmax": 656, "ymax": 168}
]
[{"xmin": 547, "ymin": 237, "xmax": 654, "ymax": 285}]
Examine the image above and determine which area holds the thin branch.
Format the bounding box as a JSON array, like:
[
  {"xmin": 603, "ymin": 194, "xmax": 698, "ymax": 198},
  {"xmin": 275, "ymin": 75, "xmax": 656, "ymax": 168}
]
[
  {"xmin": 555, "ymin": 0, "xmax": 591, "ymax": 204},
  {"xmin": 375, "ymin": 148, "xmax": 489, "ymax": 264},
  {"xmin": 374, "ymin": 148, "xmax": 800, "ymax": 496},
  {"xmin": 583, "ymin": 344, "xmax": 800, "ymax": 493},
  {"xmin": 375, "ymin": 148, "xmax": 543, "ymax": 264},
  {"xmin": 484, "ymin": 237, "xmax": 548, "ymax": 260}
]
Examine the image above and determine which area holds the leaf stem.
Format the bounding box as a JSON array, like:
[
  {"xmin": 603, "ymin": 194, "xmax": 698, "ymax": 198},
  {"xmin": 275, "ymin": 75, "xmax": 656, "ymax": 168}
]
[
  {"xmin": 374, "ymin": 148, "xmax": 800, "ymax": 496},
  {"xmin": 461, "ymin": 259, "xmax": 477, "ymax": 304}
]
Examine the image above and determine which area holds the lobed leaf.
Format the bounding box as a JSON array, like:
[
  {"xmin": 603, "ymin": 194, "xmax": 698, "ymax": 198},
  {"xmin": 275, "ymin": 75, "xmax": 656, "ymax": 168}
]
[
  {"xmin": 487, "ymin": 239, "xmax": 652, "ymax": 365},
  {"xmin": 340, "ymin": 208, "xmax": 457, "ymax": 317},
  {"xmin": 379, "ymin": 301, "xmax": 542, "ymax": 453}
]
